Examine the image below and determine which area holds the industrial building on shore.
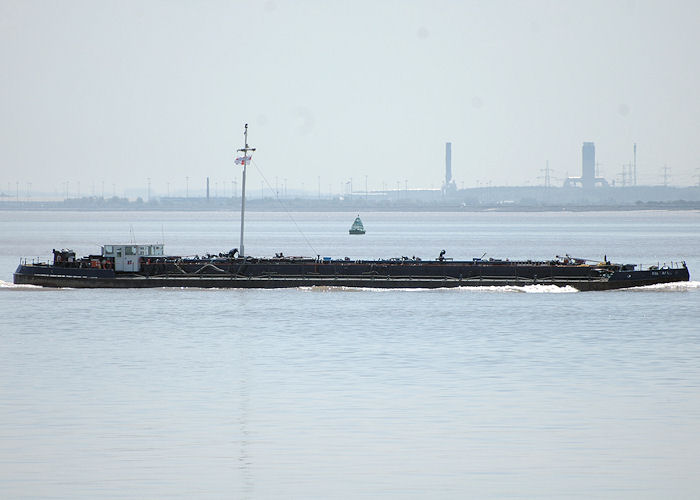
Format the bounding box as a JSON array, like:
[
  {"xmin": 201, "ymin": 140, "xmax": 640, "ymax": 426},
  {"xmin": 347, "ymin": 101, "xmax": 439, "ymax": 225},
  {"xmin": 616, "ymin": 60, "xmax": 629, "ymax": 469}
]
[{"xmin": 3, "ymin": 141, "xmax": 699, "ymax": 210}]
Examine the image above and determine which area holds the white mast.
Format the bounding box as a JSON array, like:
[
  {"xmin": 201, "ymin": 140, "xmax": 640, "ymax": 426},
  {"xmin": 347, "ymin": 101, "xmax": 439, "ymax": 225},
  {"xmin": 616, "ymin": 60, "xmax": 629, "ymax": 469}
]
[{"xmin": 237, "ymin": 124, "xmax": 255, "ymax": 257}]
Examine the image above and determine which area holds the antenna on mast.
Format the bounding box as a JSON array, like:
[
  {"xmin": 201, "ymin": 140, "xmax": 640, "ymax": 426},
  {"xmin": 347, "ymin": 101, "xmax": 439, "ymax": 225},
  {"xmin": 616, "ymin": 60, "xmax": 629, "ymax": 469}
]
[{"xmin": 236, "ymin": 124, "xmax": 256, "ymax": 257}]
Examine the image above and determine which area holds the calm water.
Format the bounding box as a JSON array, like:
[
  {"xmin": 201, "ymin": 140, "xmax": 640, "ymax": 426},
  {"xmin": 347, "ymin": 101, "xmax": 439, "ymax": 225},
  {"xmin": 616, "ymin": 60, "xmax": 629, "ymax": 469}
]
[{"xmin": 1, "ymin": 210, "xmax": 699, "ymax": 499}]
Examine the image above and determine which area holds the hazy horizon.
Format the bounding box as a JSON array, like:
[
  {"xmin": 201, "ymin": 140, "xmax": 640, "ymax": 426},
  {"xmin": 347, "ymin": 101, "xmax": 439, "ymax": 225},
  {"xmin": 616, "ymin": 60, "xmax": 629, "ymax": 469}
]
[{"xmin": 2, "ymin": 1, "xmax": 700, "ymax": 199}]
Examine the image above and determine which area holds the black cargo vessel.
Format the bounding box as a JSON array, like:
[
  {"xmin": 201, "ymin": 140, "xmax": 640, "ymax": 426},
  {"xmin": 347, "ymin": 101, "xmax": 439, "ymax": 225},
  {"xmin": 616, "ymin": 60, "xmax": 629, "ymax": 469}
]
[
  {"xmin": 12, "ymin": 125, "xmax": 691, "ymax": 291},
  {"xmin": 12, "ymin": 249, "xmax": 691, "ymax": 291}
]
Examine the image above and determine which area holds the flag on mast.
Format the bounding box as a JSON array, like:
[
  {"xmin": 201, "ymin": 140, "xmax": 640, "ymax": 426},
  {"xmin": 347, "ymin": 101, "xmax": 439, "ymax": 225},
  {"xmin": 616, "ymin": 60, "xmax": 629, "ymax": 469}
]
[{"xmin": 235, "ymin": 155, "xmax": 252, "ymax": 165}]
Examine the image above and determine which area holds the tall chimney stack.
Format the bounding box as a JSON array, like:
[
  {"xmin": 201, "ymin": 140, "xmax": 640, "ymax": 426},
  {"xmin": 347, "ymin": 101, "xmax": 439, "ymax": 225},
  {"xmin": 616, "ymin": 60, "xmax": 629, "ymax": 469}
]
[
  {"xmin": 633, "ymin": 143, "xmax": 637, "ymax": 186},
  {"xmin": 445, "ymin": 142, "xmax": 452, "ymax": 185},
  {"xmin": 582, "ymin": 142, "xmax": 595, "ymax": 189}
]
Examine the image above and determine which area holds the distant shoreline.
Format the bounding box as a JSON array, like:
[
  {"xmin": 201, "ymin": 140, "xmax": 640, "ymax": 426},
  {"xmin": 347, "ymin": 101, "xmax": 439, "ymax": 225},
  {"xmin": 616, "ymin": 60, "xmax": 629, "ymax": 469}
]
[
  {"xmin": 3, "ymin": 184, "xmax": 700, "ymax": 212},
  {"xmin": 1, "ymin": 199, "xmax": 699, "ymax": 212}
]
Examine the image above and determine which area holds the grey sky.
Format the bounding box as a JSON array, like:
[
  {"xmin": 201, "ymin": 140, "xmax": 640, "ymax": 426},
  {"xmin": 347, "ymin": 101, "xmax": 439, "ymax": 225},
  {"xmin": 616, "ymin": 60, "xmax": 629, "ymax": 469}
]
[{"xmin": 1, "ymin": 0, "xmax": 699, "ymax": 197}]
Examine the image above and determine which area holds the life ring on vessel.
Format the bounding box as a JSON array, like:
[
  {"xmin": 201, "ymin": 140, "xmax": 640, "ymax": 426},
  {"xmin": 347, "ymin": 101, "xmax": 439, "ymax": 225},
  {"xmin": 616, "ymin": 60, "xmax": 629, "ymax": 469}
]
[{"xmin": 104, "ymin": 261, "xmax": 111, "ymax": 270}]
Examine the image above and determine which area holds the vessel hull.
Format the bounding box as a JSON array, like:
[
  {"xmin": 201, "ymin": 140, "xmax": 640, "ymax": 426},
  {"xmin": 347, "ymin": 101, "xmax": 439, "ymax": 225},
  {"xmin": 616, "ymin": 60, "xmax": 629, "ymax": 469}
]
[{"xmin": 13, "ymin": 263, "xmax": 690, "ymax": 291}]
